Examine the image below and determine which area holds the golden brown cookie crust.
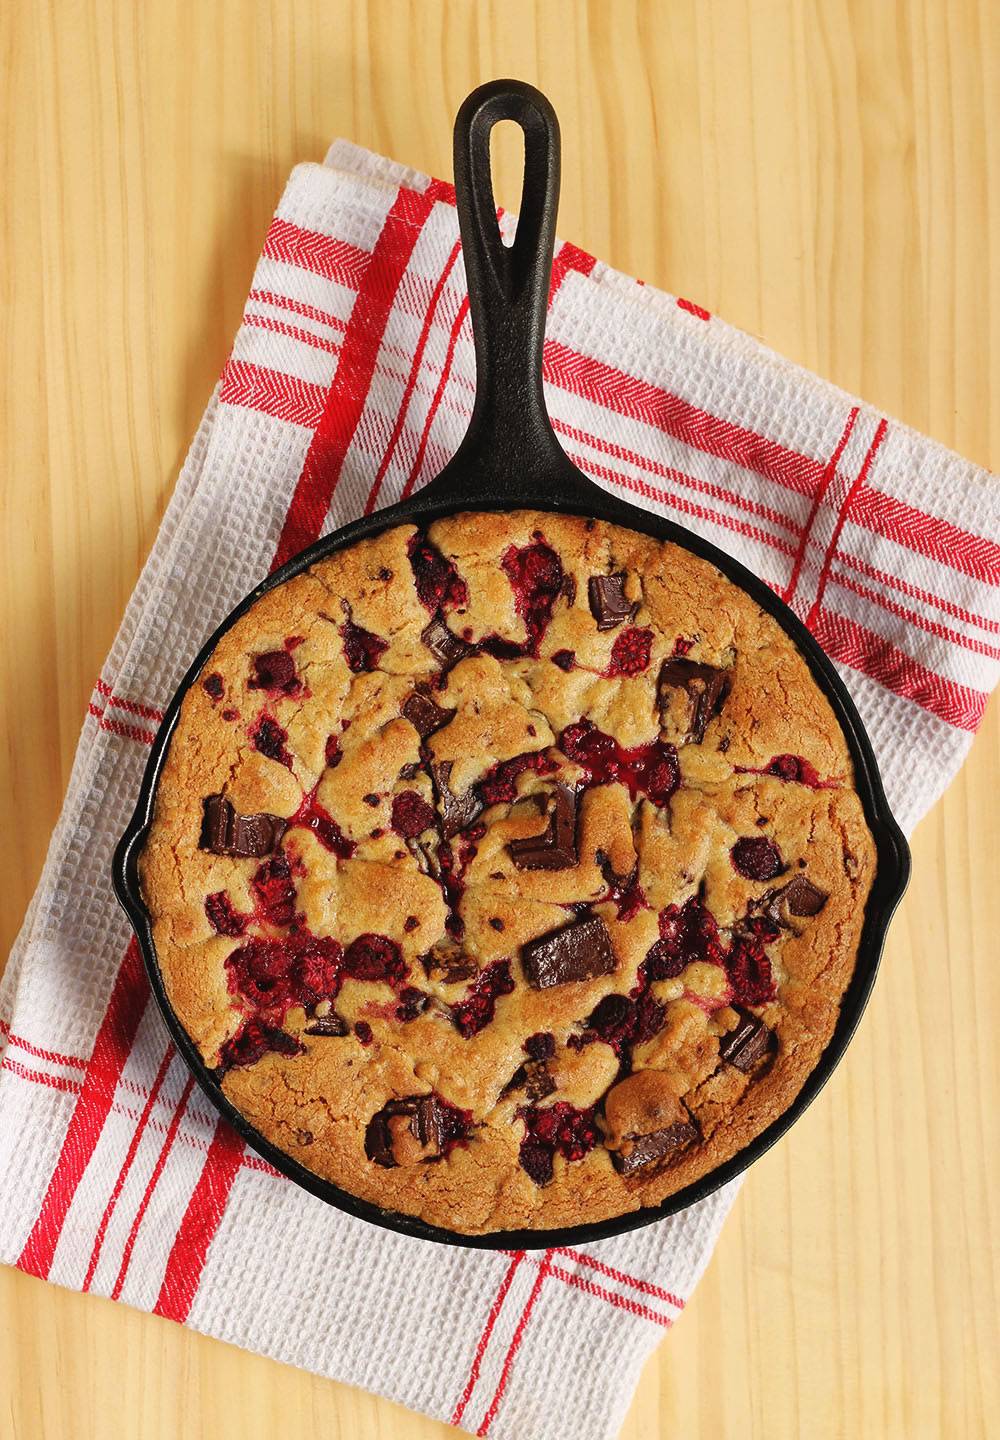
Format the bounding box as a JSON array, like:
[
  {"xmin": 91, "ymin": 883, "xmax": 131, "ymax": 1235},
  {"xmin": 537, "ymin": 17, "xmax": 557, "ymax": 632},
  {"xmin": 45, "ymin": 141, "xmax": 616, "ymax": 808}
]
[{"xmin": 139, "ymin": 511, "xmax": 876, "ymax": 1234}]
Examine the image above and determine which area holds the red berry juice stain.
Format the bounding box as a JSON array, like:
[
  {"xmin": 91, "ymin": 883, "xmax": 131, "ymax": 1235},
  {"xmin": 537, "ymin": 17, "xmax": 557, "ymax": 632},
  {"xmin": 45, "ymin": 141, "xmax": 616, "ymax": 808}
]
[
  {"xmin": 734, "ymin": 754, "xmax": 834, "ymax": 788},
  {"xmin": 560, "ymin": 721, "xmax": 679, "ymax": 807},
  {"xmin": 289, "ymin": 788, "xmax": 356, "ymax": 858}
]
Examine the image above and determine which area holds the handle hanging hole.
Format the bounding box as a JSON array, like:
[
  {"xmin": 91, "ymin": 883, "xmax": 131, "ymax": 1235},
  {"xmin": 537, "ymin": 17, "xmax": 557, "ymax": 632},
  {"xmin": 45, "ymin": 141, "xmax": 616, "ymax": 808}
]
[{"xmin": 489, "ymin": 119, "xmax": 526, "ymax": 249}]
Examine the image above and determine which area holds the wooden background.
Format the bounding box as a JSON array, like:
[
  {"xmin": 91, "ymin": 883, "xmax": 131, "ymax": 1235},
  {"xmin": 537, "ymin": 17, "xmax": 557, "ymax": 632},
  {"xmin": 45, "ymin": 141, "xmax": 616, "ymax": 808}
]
[{"xmin": 3, "ymin": 2, "xmax": 998, "ymax": 1436}]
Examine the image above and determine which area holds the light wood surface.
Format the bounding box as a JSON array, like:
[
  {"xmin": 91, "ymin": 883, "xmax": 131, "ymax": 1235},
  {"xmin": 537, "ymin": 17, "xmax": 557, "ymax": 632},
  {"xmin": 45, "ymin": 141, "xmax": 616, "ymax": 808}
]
[{"xmin": 3, "ymin": 3, "xmax": 998, "ymax": 1437}]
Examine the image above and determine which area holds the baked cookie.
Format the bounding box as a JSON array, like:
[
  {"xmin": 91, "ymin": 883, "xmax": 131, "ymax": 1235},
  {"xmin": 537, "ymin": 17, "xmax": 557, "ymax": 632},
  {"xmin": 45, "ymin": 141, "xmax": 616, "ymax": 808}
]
[{"xmin": 139, "ymin": 511, "xmax": 876, "ymax": 1234}]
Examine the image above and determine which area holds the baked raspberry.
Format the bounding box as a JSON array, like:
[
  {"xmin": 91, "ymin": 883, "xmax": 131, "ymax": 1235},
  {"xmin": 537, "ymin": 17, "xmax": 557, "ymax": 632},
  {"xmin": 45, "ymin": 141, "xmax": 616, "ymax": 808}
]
[
  {"xmin": 524, "ymin": 1032, "xmax": 556, "ymax": 1060},
  {"xmin": 205, "ymin": 891, "xmax": 248, "ymax": 937},
  {"xmin": 551, "ymin": 649, "xmax": 576, "ymax": 672},
  {"xmin": 517, "ymin": 1102, "xmax": 600, "ymax": 1185},
  {"xmin": 249, "ymin": 714, "xmax": 293, "ymax": 767},
  {"xmin": 391, "ymin": 791, "xmax": 437, "ymax": 838},
  {"xmin": 605, "ymin": 627, "xmax": 653, "ymax": 677},
  {"xmin": 343, "ymin": 933, "xmax": 408, "ymax": 985},
  {"xmin": 341, "ymin": 618, "xmax": 388, "ymax": 673},
  {"xmin": 325, "ymin": 734, "xmax": 342, "ymax": 768},
  {"xmin": 735, "ymin": 754, "xmax": 830, "ymax": 788},
  {"xmin": 647, "ymin": 898, "xmax": 725, "ymax": 979},
  {"xmin": 451, "ymin": 960, "xmax": 515, "ymax": 1038},
  {"xmin": 731, "ymin": 836, "xmax": 785, "ymax": 881},
  {"xmin": 479, "ymin": 751, "xmax": 558, "ymax": 807},
  {"xmin": 726, "ymin": 931, "xmax": 776, "ymax": 1006},
  {"xmin": 355, "ymin": 1021, "xmax": 374, "ymax": 1045},
  {"xmin": 501, "ymin": 541, "xmax": 564, "ymax": 653},
  {"xmin": 251, "ymin": 852, "xmax": 298, "ymax": 928},
  {"xmin": 202, "ymin": 672, "xmax": 224, "ymax": 700},
  {"xmin": 217, "ymin": 1016, "xmax": 303, "ymax": 1074},
  {"xmin": 408, "ymin": 534, "xmax": 469, "ymax": 611},
  {"xmin": 248, "ymin": 649, "xmax": 301, "ymax": 696}
]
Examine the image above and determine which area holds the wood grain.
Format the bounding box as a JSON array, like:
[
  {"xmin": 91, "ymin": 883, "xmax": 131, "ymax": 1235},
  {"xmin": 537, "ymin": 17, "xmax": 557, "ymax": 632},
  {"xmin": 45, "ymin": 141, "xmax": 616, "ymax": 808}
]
[{"xmin": 2, "ymin": 2, "xmax": 998, "ymax": 1437}]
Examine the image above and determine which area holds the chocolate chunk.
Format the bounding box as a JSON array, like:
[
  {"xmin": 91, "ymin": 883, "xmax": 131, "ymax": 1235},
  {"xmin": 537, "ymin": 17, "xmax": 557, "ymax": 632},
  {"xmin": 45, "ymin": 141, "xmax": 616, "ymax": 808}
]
[
  {"xmin": 561, "ymin": 574, "xmax": 577, "ymax": 607},
  {"xmin": 611, "ymin": 1119, "xmax": 699, "ymax": 1175},
  {"xmin": 420, "ymin": 939, "xmax": 477, "ymax": 984},
  {"xmin": 656, "ymin": 659, "xmax": 728, "ymax": 743},
  {"xmin": 402, "ymin": 688, "xmax": 456, "ymax": 738},
  {"xmin": 508, "ymin": 783, "xmax": 578, "ymax": 871},
  {"xmin": 718, "ymin": 1009, "xmax": 772, "ymax": 1071},
  {"xmin": 430, "ymin": 761, "xmax": 484, "ymax": 839},
  {"xmin": 760, "ymin": 875, "xmax": 828, "ymax": 927},
  {"xmin": 200, "ymin": 795, "xmax": 286, "ymax": 857},
  {"xmin": 525, "ymin": 1068, "xmax": 556, "ymax": 1102},
  {"xmin": 588, "ymin": 573, "xmax": 636, "ymax": 630},
  {"xmin": 522, "ymin": 914, "xmax": 616, "ymax": 989},
  {"xmin": 303, "ymin": 1013, "xmax": 349, "ymax": 1038},
  {"xmin": 364, "ymin": 1095, "xmax": 448, "ymax": 1168},
  {"xmin": 421, "ymin": 617, "xmax": 474, "ymax": 669},
  {"xmin": 779, "ymin": 874, "xmax": 828, "ymax": 916}
]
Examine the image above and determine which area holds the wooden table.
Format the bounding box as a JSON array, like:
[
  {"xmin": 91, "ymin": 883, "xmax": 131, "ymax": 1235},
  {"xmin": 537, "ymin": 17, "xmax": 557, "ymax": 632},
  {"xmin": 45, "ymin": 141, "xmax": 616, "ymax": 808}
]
[{"xmin": 4, "ymin": 3, "xmax": 998, "ymax": 1436}]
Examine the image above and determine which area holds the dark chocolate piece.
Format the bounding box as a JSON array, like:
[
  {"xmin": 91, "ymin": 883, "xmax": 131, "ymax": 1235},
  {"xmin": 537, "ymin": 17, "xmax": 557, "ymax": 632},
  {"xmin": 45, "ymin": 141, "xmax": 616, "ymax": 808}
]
[
  {"xmin": 200, "ymin": 795, "xmax": 286, "ymax": 857},
  {"xmin": 776, "ymin": 874, "xmax": 828, "ymax": 917},
  {"xmin": 402, "ymin": 688, "xmax": 456, "ymax": 738},
  {"xmin": 508, "ymin": 782, "xmax": 578, "ymax": 871},
  {"xmin": 430, "ymin": 761, "xmax": 484, "ymax": 839},
  {"xmin": 611, "ymin": 1119, "xmax": 698, "ymax": 1175},
  {"xmin": 718, "ymin": 1009, "xmax": 772, "ymax": 1071},
  {"xmin": 303, "ymin": 1013, "xmax": 350, "ymax": 1038},
  {"xmin": 588, "ymin": 572, "xmax": 636, "ymax": 630},
  {"xmin": 364, "ymin": 1095, "xmax": 447, "ymax": 1168},
  {"xmin": 656, "ymin": 658, "xmax": 728, "ymax": 743},
  {"xmin": 420, "ymin": 939, "xmax": 477, "ymax": 984},
  {"xmin": 522, "ymin": 914, "xmax": 616, "ymax": 989},
  {"xmin": 421, "ymin": 617, "xmax": 473, "ymax": 669}
]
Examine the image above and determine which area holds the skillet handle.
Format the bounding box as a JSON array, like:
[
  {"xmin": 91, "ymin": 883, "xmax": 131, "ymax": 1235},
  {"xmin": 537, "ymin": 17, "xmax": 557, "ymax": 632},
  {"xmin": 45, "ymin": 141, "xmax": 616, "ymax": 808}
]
[{"xmin": 445, "ymin": 79, "xmax": 575, "ymax": 487}]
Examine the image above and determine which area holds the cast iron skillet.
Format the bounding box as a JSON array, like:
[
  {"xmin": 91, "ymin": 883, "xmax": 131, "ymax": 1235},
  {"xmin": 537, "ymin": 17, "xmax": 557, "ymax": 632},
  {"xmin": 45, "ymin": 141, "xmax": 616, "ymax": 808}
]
[{"xmin": 114, "ymin": 79, "xmax": 910, "ymax": 1249}]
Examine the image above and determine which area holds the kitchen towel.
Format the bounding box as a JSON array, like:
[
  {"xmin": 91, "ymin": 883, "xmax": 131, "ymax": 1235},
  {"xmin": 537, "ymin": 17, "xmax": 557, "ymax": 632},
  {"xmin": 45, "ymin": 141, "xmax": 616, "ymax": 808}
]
[{"xmin": 2, "ymin": 140, "xmax": 999, "ymax": 1440}]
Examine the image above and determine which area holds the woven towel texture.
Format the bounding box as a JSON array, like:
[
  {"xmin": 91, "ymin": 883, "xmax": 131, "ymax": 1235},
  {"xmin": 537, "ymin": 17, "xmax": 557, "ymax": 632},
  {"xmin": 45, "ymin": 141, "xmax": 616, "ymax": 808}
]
[{"xmin": 2, "ymin": 140, "xmax": 999, "ymax": 1440}]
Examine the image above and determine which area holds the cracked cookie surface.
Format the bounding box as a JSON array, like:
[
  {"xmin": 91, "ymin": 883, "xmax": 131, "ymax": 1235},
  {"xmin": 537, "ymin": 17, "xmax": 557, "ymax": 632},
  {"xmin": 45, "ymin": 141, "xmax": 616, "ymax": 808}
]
[{"xmin": 140, "ymin": 511, "xmax": 876, "ymax": 1234}]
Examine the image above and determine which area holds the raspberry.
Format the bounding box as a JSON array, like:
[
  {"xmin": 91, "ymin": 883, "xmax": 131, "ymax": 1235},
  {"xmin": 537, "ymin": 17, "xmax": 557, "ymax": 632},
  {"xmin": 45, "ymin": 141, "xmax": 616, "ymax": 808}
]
[
  {"xmin": 249, "ymin": 714, "xmax": 293, "ymax": 767},
  {"xmin": 605, "ymin": 627, "xmax": 653, "ymax": 677},
  {"xmin": 248, "ymin": 649, "xmax": 300, "ymax": 696},
  {"xmin": 391, "ymin": 791, "xmax": 437, "ymax": 838},
  {"xmin": 202, "ymin": 672, "xmax": 224, "ymax": 700},
  {"xmin": 205, "ymin": 892, "xmax": 248, "ymax": 937},
  {"xmin": 501, "ymin": 541, "xmax": 564, "ymax": 654},
  {"xmin": 341, "ymin": 619, "xmax": 388, "ymax": 673},
  {"xmin": 217, "ymin": 1016, "xmax": 302, "ymax": 1074},
  {"xmin": 731, "ymin": 837, "xmax": 785, "ymax": 881},
  {"xmin": 343, "ymin": 934, "xmax": 408, "ymax": 985},
  {"xmin": 726, "ymin": 933, "xmax": 776, "ymax": 1006},
  {"xmin": 251, "ymin": 851, "xmax": 298, "ymax": 928},
  {"xmin": 451, "ymin": 961, "xmax": 515, "ymax": 1038},
  {"xmin": 408, "ymin": 535, "xmax": 469, "ymax": 611}
]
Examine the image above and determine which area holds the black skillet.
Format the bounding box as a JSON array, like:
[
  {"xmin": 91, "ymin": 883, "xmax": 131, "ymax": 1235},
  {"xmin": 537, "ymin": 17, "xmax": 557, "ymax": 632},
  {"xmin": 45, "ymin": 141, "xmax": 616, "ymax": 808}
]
[{"xmin": 114, "ymin": 80, "xmax": 910, "ymax": 1249}]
